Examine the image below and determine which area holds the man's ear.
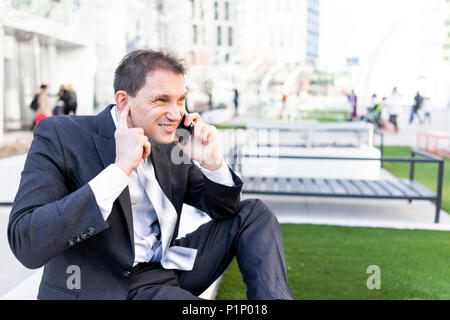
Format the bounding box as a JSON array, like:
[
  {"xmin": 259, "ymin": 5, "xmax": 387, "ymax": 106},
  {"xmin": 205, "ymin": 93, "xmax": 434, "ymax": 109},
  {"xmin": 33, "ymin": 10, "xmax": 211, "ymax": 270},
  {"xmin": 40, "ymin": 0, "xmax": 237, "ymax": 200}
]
[{"xmin": 115, "ymin": 91, "xmax": 129, "ymax": 110}]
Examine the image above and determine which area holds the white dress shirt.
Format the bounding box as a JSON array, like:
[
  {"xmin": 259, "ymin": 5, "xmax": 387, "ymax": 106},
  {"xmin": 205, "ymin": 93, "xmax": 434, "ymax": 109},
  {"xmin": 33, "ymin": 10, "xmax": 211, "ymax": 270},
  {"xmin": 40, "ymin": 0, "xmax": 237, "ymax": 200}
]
[{"xmin": 88, "ymin": 106, "xmax": 235, "ymax": 268}]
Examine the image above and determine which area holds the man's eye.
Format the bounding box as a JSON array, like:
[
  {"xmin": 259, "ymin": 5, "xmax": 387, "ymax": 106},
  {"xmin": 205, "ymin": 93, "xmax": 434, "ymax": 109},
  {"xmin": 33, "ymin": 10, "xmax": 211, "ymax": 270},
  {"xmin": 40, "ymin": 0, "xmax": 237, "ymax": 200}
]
[
  {"xmin": 155, "ymin": 98, "xmax": 166, "ymax": 103},
  {"xmin": 178, "ymin": 97, "xmax": 186, "ymax": 102}
]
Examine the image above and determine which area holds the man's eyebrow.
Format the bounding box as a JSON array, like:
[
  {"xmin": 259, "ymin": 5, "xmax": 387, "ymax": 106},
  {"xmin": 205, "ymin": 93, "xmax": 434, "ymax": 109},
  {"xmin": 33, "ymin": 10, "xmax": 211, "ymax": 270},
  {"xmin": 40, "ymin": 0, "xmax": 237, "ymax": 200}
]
[
  {"xmin": 152, "ymin": 94, "xmax": 170, "ymax": 100},
  {"xmin": 152, "ymin": 91, "xmax": 188, "ymax": 100}
]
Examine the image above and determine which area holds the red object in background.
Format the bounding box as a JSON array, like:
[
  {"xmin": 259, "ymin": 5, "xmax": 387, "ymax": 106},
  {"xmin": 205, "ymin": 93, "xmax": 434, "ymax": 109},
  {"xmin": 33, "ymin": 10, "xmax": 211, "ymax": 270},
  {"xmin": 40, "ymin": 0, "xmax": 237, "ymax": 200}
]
[
  {"xmin": 282, "ymin": 95, "xmax": 287, "ymax": 103},
  {"xmin": 35, "ymin": 113, "xmax": 47, "ymax": 124},
  {"xmin": 417, "ymin": 131, "xmax": 450, "ymax": 158}
]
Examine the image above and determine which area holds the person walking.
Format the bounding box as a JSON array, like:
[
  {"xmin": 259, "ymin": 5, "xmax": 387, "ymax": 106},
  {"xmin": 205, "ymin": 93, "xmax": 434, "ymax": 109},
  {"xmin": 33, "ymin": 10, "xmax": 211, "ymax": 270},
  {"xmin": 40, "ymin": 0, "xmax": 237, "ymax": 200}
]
[
  {"xmin": 387, "ymin": 87, "xmax": 401, "ymax": 133},
  {"xmin": 347, "ymin": 90, "xmax": 358, "ymax": 120},
  {"xmin": 409, "ymin": 91, "xmax": 423, "ymax": 124},
  {"xmin": 281, "ymin": 94, "xmax": 287, "ymax": 110},
  {"xmin": 422, "ymin": 96, "xmax": 432, "ymax": 125},
  {"xmin": 64, "ymin": 84, "xmax": 78, "ymax": 115},
  {"xmin": 53, "ymin": 85, "xmax": 67, "ymax": 116},
  {"xmin": 34, "ymin": 84, "xmax": 51, "ymax": 126},
  {"xmin": 233, "ymin": 88, "xmax": 239, "ymax": 117}
]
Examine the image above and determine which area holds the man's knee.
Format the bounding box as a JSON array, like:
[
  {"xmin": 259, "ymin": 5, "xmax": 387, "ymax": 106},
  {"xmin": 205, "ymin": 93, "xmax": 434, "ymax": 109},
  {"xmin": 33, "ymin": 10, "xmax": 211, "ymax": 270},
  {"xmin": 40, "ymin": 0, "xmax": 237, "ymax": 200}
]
[{"xmin": 238, "ymin": 198, "xmax": 278, "ymax": 226}]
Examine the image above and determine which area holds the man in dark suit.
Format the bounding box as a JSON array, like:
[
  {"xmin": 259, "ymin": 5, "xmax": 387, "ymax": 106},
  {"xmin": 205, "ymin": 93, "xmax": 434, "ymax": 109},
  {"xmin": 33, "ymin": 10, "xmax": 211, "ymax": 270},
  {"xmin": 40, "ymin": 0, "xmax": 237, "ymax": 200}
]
[{"xmin": 8, "ymin": 50, "xmax": 293, "ymax": 300}]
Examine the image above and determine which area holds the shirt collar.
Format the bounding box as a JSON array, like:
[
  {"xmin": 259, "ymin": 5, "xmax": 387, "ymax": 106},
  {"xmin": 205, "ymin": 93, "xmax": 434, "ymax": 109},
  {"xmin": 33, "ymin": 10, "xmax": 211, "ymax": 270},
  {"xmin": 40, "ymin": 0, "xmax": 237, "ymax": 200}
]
[{"xmin": 110, "ymin": 105, "xmax": 119, "ymax": 129}]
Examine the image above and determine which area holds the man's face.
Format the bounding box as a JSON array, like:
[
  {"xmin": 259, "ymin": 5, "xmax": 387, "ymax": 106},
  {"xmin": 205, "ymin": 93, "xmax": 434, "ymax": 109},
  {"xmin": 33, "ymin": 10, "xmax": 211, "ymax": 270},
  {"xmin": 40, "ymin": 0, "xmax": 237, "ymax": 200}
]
[{"xmin": 126, "ymin": 69, "xmax": 187, "ymax": 144}]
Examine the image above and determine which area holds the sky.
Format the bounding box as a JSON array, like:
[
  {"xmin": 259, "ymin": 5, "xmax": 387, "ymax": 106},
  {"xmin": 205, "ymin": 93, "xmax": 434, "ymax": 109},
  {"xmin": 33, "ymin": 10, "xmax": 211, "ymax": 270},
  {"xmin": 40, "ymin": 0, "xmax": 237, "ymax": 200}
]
[
  {"xmin": 318, "ymin": 0, "xmax": 450, "ymax": 106},
  {"xmin": 319, "ymin": 0, "xmax": 420, "ymax": 70}
]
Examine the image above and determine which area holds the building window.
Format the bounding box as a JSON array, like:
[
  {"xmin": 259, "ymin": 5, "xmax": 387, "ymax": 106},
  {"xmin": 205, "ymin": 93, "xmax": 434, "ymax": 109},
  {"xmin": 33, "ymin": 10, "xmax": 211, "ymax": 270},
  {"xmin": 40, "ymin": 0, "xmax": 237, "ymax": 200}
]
[
  {"xmin": 225, "ymin": 1, "xmax": 230, "ymax": 20},
  {"xmin": 217, "ymin": 26, "xmax": 222, "ymax": 46},
  {"xmin": 228, "ymin": 26, "xmax": 233, "ymax": 46},
  {"xmin": 214, "ymin": 1, "xmax": 219, "ymax": 20},
  {"xmin": 193, "ymin": 24, "xmax": 198, "ymax": 44}
]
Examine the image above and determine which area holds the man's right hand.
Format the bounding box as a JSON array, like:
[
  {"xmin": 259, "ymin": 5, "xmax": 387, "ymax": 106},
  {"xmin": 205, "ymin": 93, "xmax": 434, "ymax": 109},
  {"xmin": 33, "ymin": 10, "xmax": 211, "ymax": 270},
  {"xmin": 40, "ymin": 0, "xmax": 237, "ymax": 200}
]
[{"xmin": 114, "ymin": 105, "xmax": 151, "ymax": 176}]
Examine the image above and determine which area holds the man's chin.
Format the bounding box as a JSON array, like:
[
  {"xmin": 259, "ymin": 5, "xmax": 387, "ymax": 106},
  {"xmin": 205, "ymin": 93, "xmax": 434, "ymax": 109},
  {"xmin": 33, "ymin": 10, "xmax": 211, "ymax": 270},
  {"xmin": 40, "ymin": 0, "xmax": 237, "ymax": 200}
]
[{"xmin": 151, "ymin": 134, "xmax": 176, "ymax": 145}]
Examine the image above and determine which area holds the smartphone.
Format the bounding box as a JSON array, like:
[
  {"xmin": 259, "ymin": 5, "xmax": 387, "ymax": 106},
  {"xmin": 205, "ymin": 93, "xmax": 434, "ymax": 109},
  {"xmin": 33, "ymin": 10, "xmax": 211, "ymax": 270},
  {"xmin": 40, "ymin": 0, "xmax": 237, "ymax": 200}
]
[{"xmin": 175, "ymin": 114, "xmax": 194, "ymax": 145}]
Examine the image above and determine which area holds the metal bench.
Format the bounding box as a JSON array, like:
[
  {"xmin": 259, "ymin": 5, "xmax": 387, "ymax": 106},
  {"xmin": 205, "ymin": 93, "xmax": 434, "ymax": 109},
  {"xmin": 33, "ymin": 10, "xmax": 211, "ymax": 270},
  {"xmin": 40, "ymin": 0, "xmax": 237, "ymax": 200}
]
[{"xmin": 233, "ymin": 147, "xmax": 445, "ymax": 224}]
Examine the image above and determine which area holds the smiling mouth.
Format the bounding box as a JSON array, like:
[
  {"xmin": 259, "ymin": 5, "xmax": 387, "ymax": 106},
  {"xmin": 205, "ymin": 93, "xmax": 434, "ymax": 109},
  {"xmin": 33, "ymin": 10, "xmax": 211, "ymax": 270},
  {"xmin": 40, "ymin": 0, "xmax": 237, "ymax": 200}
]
[
  {"xmin": 158, "ymin": 123, "xmax": 177, "ymax": 134},
  {"xmin": 159, "ymin": 124, "xmax": 175, "ymax": 128}
]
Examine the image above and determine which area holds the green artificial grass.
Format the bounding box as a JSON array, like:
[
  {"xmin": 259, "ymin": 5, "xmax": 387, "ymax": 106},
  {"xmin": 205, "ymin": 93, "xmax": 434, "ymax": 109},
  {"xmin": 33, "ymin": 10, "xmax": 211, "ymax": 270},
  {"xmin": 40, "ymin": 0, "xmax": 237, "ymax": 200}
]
[
  {"xmin": 214, "ymin": 124, "xmax": 247, "ymax": 130},
  {"xmin": 299, "ymin": 109, "xmax": 350, "ymax": 122},
  {"xmin": 216, "ymin": 224, "xmax": 450, "ymax": 300},
  {"xmin": 381, "ymin": 146, "xmax": 449, "ymax": 214}
]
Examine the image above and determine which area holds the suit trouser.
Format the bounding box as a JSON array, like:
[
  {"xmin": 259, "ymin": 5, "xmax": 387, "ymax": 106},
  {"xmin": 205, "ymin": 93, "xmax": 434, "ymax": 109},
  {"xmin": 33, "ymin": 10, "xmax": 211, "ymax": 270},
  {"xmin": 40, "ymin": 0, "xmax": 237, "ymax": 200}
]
[{"xmin": 127, "ymin": 198, "xmax": 293, "ymax": 300}]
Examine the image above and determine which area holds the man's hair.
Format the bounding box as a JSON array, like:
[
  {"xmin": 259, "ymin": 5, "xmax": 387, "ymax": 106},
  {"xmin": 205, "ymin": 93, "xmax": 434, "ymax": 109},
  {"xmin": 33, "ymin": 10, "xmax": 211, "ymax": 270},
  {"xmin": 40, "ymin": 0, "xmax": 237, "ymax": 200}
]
[
  {"xmin": 114, "ymin": 49, "xmax": 186, "ymax": 97},
  {"xmin": 40, "ymin": 84, "xmax": 48, "ymax": 89}
]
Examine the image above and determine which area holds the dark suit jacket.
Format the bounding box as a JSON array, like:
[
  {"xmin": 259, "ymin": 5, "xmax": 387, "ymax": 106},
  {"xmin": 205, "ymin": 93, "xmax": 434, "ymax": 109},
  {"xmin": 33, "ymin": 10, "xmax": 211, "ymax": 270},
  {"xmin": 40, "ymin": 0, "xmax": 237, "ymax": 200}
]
[{"xmin": 8, "ymin": 105, "xmax": 243, "ymax": 300}]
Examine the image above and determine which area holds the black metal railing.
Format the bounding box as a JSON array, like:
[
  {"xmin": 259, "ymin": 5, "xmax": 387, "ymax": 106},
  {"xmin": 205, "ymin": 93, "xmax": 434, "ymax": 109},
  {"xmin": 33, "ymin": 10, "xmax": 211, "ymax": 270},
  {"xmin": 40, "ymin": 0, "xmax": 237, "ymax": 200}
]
[{"xmin": 230, "ymin": 141, "xmax": 444, "ymax": 223}]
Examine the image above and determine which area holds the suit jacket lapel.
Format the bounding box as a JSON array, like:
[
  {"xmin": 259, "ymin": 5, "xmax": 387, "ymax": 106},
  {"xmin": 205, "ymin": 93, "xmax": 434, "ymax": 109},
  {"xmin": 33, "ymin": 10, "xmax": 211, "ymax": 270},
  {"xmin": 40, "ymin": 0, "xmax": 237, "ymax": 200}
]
[
  {"xmin": 150, "ymin": 143, "xmax": 173, "ymax": 204},
  {"xmin": 91, "ymin": 105, "xmax": 134, "ymax": 250}
]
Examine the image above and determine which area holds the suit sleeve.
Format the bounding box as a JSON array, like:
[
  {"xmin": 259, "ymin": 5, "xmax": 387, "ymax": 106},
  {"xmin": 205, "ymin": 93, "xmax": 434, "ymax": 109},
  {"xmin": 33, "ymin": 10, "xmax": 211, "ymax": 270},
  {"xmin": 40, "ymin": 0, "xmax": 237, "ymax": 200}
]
[
  {"xmin": 7, "ymin": 118, "xmax": 110, "ymax": 269},
  {"xmin": 183, "ymin": 161, "xmax": 243, "ymax": 220}
]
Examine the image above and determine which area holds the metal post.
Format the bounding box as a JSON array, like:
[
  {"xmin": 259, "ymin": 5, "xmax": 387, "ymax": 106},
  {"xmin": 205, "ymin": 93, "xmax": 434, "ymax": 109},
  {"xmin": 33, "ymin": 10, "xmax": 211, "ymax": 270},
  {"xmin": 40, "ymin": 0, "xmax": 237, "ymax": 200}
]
[
  {"xmin": 375, "ymin": 128, "xmax": 384, "ymax": 168},
  {"xmin": 408, "ymin": 149, "xmax": 415, "ymax": 204},
  {"xmin": 409, "ymin": 149, "xmax": 415, "ymax": 181},
  {"xmin": 434, "ymin": 160, "xmax": 444, "ymax": 224},
  {"xmin": 380, "ymin": 130, "xmax": 384, "ymax": 168}
]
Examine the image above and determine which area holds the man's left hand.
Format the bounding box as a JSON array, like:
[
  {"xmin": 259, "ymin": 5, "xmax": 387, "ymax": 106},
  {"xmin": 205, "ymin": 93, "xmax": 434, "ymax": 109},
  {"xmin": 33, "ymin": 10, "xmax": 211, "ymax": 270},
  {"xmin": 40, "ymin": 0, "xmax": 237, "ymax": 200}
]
[{"xmin": 175, "ymin": 112, "xmax": 222, "ymax": 171}]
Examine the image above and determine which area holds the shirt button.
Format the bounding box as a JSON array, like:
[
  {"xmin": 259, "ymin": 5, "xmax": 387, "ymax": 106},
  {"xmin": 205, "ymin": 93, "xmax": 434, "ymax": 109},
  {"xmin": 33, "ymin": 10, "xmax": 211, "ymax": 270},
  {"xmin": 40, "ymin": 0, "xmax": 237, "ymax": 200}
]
[{"xmin": 123, "ymin": 270, "xmax": 131, "ymax": 278}]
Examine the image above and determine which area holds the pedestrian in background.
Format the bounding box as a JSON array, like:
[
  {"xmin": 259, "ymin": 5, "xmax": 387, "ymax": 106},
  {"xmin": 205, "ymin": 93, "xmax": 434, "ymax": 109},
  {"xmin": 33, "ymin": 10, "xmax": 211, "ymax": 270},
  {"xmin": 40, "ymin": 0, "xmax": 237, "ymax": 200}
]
[
  {"xmin": 387, "ymin": 87, "xmax": 401, "ymax": 133},
  {"xmin": 29, "ymin": 87, "xmax": 40, "ymax": 130},
  {"xmin": 366, "ymin": 93, "xmax": 377, "ymax": 116},
  {"xmin": 422, "ymin": 96, "xmax": 432, "ymax": 125},
  {"xmin": 409, "ymin": 91, "xmax": 423, "ymax": 124},
  {"xmin": 281, "ymin": 94, "xmax": 287, "ymax": 110},
  {"xmin": 35, "ymin": 84, "xmax": 51, "ymax": 126},
  {"xmin": 207, "ymin": 91, "xmax": 213, "ymax": 110},
  {"xmin": 233, "ymin": 88, "xmax": 239, "ymax": 117},
  {"xmin": 64, "ymin": 84, "xmax": 78, "ymax": 115},
  {"xmin": 374, "ymin": 97, "xmax": 386, "ymax": 129},
  {"xmin": 347, "ymin": 90, "xmax": 357, "ymax": 120},
  {"xmin": 53, "ymin": 85, "xmax": 67, "ymax": 116}
]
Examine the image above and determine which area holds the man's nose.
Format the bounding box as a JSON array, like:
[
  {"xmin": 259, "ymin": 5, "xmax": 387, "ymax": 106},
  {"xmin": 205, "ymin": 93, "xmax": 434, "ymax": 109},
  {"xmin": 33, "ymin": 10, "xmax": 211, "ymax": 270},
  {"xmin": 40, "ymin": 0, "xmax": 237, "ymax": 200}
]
[{"xmin": 166, "ymin": 103, "xmax": 182, "ymax": 121}]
